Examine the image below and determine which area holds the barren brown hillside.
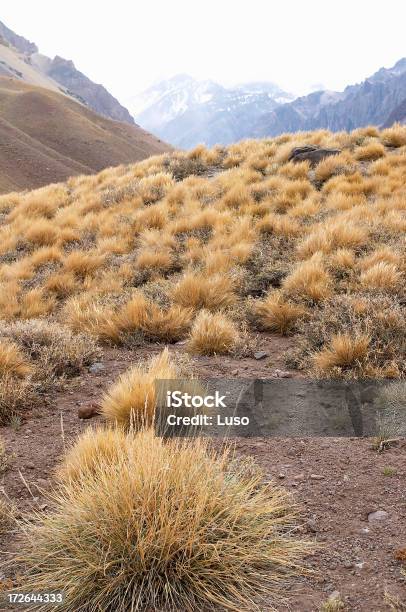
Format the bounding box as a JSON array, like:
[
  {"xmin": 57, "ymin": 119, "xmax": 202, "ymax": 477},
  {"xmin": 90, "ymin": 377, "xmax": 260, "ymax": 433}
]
[{"xmin": 0, "ymin": 78, "xmax": 171, "ymax": 193}]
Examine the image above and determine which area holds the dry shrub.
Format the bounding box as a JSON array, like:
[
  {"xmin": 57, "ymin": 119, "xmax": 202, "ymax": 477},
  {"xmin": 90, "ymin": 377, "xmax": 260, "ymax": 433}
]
[
  {"xmin": 313, "ymin": 333, "xmax": 370, "ymax": 374},
  {"xmin": 0, "ymin": 375, "xmax": 38, "ymax": 425},
  {"xmin": 0, "ymin": 320, "xmax": 99, "ymax": 381},
  {"xmin": 0, "ymin": 340, "xmax": 33, "ymax": 378},
  {"xmin": 187, "ymin": 310, "xmax": 239, "ymax": 355},
  {"xmin": 283, "ymin": 255, "xmax": 332, "ymax": 303},
  {"xmin": 253, "ymin": 292, "xmax": 306, "ymax": 334},
  {"xmin": 289, "ymin": 295, "xmax": 406, "ymax": 378},
  {"xmin": 172, "ymin": 273, "xmax": 236, "ymax": 311},
  {"xmin": 17, "ymin": 428, "xmax": 308, "ymax": 611},
  {"xmin": 101, "ymin": 349, "xmax": 179, "ymax": 427}
]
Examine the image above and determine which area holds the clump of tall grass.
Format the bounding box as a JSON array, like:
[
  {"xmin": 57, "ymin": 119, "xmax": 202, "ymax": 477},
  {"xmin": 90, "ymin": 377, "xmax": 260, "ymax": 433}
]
[
  {"xmin": 253, "ymin": 291, "xmax": 307, "ymax": 335},
  {"xmin": 100, "ymin": 348, "xmax": 180, "ymax": 427},
  {"xmin": 187, "ymin": 310, "xmax": 240, "ymax": 355},
  {"xmin": 17, "ymin": 428, "xmax": 310, "ymax": 611}
]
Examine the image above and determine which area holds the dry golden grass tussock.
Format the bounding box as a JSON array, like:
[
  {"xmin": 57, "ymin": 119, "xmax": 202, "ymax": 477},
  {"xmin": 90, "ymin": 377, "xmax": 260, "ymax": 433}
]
[
  {"xmin": 298, "ymin": 221, "xmax": 368, "ymax": 257},
  {"xmin": 135, "ymin": 248, "xmax": 173, "ymax": 272},
  {"xmin": 253, "ymin": 292, "xmax": 307, "ymax": 335},
  {"xmin": 63, "ymin": 296, "xmax": 121, "ymax": 343},
  {"xmin": 313, "ymin": 333, "xmax": 371, "ymax": 374},
  {"xmin": 187, "ymin": 310, "xmax": 240, "ymax": 355},
  {"xmin": 57, "ymin": 427, "xmax": 130, "ymax": 483},
  {"xmin": 355, "ymin": 141, "xmax": 386, "ymax": 161},
  {"xmin": 19, "ymin": 288, "xmax": 56, "ymax": 319},
  {"xmin": 359, "ymin": 247, "xmax": 402, "ymax": 269},
  {"xmin": 329, "ymin": 248, "xmax": 356, "ymax": 273},
  {"xmin": 258, "ymin": 213, "xmax": 301, "ymax": 237},
  {"xmin": 380, "ymin": 124, "xmax": 406, "ymax": 148},
  {"xmin": 314, "ymin": 151, "xmax": 355, "ymax": 182},
  {"xmin": 63, "ymin": 251, "xmax": 105, "ymax": 278},
  {"xmin": 29, "ymin": 246, "xmax": 62, "ymax": 269},
  {"xmin": 45, "ymin": 271, "xmax": 78, "ymax": 299},
  {"xmin": 100, "ymin": 349, "xmax": 178, "ymax": 427},
  {"xmin": 24, "ymin": 219, "xmax": 59, "ymax": 246},
  {"xmin": 0, "ymin": 340, "xmax": 33, "ymax": 378},
  {"xmin": 137, "ymin": 172, "xmax": 175, "ymax": 205},
  {"xmin": 116, "ymin": 293, "xmax": 193, "ymax": 343},
  {"xmin": 278, "ymin": 160, "xmax": 310, "ymax": 179},
  {"xmin": 359, "ymin": 262, "xmax": 403, "ymax": 292},
  {"xmin": 221, "ymin": 182, "xmax": 253, "ymax": 209},
  {"xmin": 18, "ymin": 428, "xmax": 310, "ymax": 612},
  {"xmin": 283, "ymin": 255, "xmax": 332, "ymax": 302},
  {"xmin": 172, "ymin": 273, "xmax": 236, "ymax": 311}
]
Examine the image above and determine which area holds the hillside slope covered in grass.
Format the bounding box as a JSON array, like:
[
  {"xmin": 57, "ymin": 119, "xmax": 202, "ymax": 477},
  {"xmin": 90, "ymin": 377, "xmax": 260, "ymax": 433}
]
[
  {"xmin": 0, "ymin": 125, "xmax": 405, "ymax": 422},
  {"xmin": 0, "ymin": 78, "xmax": 170, "ymax": 193}
]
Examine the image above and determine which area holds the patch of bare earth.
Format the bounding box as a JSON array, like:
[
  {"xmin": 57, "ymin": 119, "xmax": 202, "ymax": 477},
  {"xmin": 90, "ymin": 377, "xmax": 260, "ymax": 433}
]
[{"xmin": 0, "ymin": 337, "xmax": 405, "ymax": 611}]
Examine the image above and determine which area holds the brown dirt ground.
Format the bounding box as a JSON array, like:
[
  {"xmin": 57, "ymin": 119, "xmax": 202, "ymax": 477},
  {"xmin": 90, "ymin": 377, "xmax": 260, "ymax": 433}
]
[{"xmin": 0, "ymin": 334, "xmax": 405, "ymax": 611}]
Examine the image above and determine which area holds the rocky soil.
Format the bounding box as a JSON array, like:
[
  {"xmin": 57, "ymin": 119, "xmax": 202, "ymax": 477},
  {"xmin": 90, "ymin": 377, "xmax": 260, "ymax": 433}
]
[{"xmin": 0, "ymin": 339, "xmax": 405, "ymax": 611}]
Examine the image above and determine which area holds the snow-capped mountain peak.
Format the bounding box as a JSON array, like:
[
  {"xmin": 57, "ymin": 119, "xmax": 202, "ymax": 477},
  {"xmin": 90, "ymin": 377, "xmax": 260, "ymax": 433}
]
[{"xmin": 128, "ymin": 74, "xmax": 294, "ymax": 148}]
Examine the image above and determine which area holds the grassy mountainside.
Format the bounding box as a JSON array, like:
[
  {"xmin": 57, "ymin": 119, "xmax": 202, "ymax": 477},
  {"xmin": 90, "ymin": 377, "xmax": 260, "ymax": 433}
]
[
  {"xmin": 0, "ymin": 78, "xmax": 170, "ymax": 193},
  {"xmin": 0, "ymin": 125, "xmax": 405, "ymax": 397}
]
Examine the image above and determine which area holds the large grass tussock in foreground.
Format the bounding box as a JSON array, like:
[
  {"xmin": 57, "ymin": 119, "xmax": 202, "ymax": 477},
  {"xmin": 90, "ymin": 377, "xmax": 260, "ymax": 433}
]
[{"xmin": 17, "ymin": 428, "xmax": 309, "ymax": 611}]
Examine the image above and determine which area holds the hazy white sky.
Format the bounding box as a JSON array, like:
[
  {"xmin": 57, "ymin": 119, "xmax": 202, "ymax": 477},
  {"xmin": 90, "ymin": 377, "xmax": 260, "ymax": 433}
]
[{"xmin": 1, "ymin": 0, "xmax": 406, "ymax": 106}]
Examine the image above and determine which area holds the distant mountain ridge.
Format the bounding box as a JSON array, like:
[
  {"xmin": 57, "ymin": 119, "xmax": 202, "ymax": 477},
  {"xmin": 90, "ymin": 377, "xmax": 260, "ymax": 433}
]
[
  {"xmin": 0, "ymin": 19, "xmax": 134, "ymax": 125},
  {"xmin": 253, "ymin": 58, "xmax": 406, "ymax": 138},
  {"xmin": 131, "ymin": 61, "xmax": 406, "ymax": 148},
  {"xmin": 129, "ymin": 75, "xmax": 294, "ymax": 148}
]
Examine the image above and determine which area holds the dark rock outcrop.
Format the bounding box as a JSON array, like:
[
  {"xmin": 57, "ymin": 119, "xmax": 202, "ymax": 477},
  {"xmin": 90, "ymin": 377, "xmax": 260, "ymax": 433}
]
[{"xmin": 288, "ymin": 145, "xmax": 341, "ymax": 165}]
